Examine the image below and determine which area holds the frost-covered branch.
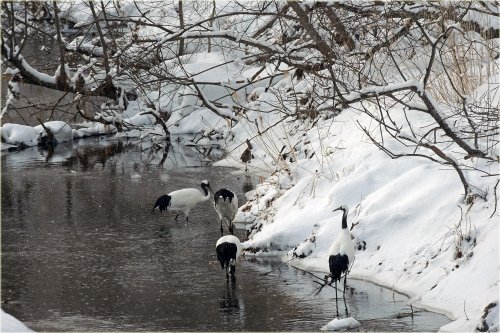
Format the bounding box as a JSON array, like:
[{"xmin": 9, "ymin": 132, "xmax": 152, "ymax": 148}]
[
  {"xmin": 52, "ymin": 2, "xmax": 69, "ymax": 88},
  {"xmin": 336, "ymin": 80, "xmax": 490, "ymax": 160},
  {"xmin": 288, "ymin": 1, "xmax": 337, "ymax": 60},
  {"xmin": 88, "ymin": 1, "xmax": 110, "ymax": 75},
  {"xmin": 334, "ymin": 2, "xmax": 499, "ymax": 39},
  {"xmin": 400, "ymin": 134, "xmax": 474, "ymax": 199},
  {"xmin": 0, "ymin": 74, "xmax": 21, "ymax": 120},
  {"xmin": 191, "ymin": 83, "xmax": 239, "ymax": 121}
]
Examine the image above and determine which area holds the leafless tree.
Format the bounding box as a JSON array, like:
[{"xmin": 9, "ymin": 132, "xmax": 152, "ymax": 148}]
[{"xmin": 2, "ymin": 1, "xmax": 498, "ymax": 200}]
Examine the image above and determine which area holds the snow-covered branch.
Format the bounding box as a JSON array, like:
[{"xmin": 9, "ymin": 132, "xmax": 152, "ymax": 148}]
[{"xmin": 191, "ymin": 83, "xmax": 239, "ymax": 121}]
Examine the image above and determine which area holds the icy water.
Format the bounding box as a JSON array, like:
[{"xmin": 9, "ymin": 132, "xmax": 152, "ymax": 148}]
[{"xmin": 1, "ymin": 138, "xmax": 450, "ymax": 331}]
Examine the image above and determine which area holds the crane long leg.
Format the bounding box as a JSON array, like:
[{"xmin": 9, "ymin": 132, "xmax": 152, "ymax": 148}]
[
  {"xmin": 335, "ymin": 280, "xmax": 339, "ymax": 317},
  {"xmin": 174, "ymin": 213, "xmax": 179, "ymax": 220},
  {"xmin": 343, "ymin": 275, "xmax": 349, "ymax": 316}
]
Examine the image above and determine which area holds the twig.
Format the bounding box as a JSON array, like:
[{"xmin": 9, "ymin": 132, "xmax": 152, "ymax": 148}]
[
  {"xmin": 464, "ymin": 299, "xmax": 469, "ymax": 320},
  {"xmin": 490, "ymin": 179, "xmax": 499, "ymax": 218},
  {"xmin": 313, "ymin": 278, "xmax": 332, "ymax": 295},
  {"xmin": 293, "ymin": 258, "xmax": 355, "ymax": 296},
  {"xmin": 36, "ymin": 118, "xmax": 55, "ymax": 144}
]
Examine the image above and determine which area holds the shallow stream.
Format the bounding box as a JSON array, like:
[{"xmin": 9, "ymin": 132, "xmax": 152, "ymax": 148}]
[{"xmin": 1, "ymin": 138, "xmax": 450, "ymax": 331}]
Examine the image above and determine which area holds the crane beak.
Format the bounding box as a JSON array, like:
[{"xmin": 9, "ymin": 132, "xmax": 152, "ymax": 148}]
[{"xmin": 332, "ymin": 206, "xmax": 343, "ymax": 212}]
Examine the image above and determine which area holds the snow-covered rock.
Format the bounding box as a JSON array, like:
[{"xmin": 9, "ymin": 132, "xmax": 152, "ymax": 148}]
[
  {"xmin": 1, "ymin": 123, "xmax": 40, "ymax": 146},
  {"xmin": 320, "ymin": 317, "xmax": 361, "ymax": 331},
  {"xmin": 1, "ymin": 309, "xmax": 33, "ymax": 332},
  {"xmin": 1, "ymin": 121, "xmax": 74, "ymax": 147}
]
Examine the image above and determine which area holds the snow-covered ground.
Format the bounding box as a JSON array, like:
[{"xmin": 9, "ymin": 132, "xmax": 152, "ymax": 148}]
[
  {"xmin": 321, "ymin": 317, "xmax": 361, "ymax": 331},
  {"xmin": 217, "ymin": 104, "xmax": 499, "ymax": 331},
  {"xmin": 1, "ymin": 310, "xmax": 33, "ymax": 332}
]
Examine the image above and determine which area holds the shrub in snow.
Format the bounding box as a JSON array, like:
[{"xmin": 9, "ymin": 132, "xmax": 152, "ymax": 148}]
[
  {"xmin": 290, "ymin": 225, "xmax": 319, "ymax": 258},
  {"xmin": 477, "ymin": 302, "xmax": 498, "ymax": 332},
  {"xmin": 35, "ymin": 121, "xmax": 73, "ymax": 147},
  {"xmin": 170, "ymin": 52, "xmax": 248, "ymax": 117}
]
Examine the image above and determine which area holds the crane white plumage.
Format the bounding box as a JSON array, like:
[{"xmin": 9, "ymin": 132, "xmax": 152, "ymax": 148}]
[
  {"xmin": 216, "ymin": 235, "xmax": 242, "ymax": 280},
  {"xmin": 328, "ymin": 205, "xmax": 355, "ymax": 316},
  {"xmin": 213, "ymin": 188, "xmax": 239, "ymax": 235},
  {"xmin": 152, "ymin": 180, "xmax": 212, "ymax": 221}
]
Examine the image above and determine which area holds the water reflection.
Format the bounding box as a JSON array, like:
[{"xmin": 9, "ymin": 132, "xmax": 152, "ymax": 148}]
[
  {"xmin": 219, "ymin": 280, "xmax": 245, "ymax": 326},
  {"xmin": 241, "ymin": 175, "xmax": 254, "ymax": 194},
  {"xmin": 2, "ymin": 136, "xmax": 224, "ymax": 170}
]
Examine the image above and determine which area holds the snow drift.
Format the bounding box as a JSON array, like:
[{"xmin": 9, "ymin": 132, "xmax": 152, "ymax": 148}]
[{"xmin": 233, "ymin": 106, "xmax": 498, "ymax": 331}]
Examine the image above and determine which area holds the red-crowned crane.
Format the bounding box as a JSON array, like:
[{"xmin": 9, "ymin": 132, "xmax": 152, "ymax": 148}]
[
  {"xmin": 152, "ymin": 180, "xmax": 212, "ymax": 221},
  {"xmin": 213, "ymin": 188, "xmax": 239, "ymax": 235},
  {"xmin": 216, "ymin": 235, "xmax": 242, "ymax": 280},
  {"xmin": 328, "ymin": 205, "xmax": 355, "ymax": 317}
]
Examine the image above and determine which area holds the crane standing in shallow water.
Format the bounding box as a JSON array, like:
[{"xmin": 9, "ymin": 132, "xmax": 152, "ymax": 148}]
[
  {"xmin": 216, "ymin": 235, "xmax": 242, "ymax": 280},
  {"xmin": 328, "ymin": 205, "xmax": 355, "ymax": 317},
  {"xmin": 213, "ymin": 188, "xmax": 239, "ymax": 235},
  {"xmin": 152, "ymin": 180, "xmax": 212, "ymax": 221}
]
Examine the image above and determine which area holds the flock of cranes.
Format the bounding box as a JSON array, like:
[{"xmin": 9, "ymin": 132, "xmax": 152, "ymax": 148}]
[
  {"xmin": 152, "ymin": 180, "xmax": 355, "ymax": 315},
  {"xmin": 153, "ymin": 180, "xmax": 242, "ymax": 279}
]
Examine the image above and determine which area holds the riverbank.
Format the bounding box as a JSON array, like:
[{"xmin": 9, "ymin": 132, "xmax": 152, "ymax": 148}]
[
  {"xmin": 1, "ymin": 142, "xmax": 449, "ymax": 332},
  {"xmin": 217, "ymin": 107, "xmax": 499, "ymax": 332}
]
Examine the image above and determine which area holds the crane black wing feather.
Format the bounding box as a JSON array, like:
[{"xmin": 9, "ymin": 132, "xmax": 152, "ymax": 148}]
[
  {"xmin": 214, "ymin": 189, "xmax": 235, "ymax": 204},
  {"xmin": 216, "ymin": 242, "xmax": 237, "ymax": 269},
  {"xmin": 329, "ymin": 254, "xmax": 349, "ymax": 282},
  {"xmin": 153, "ymin": 194, "xmax": 172, "ymax": 212}
]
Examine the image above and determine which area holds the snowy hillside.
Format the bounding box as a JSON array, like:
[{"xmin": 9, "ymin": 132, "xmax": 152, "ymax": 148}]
[{"xmin": 222, "ymin": 104, "xmax": 498, "ymax": 331}]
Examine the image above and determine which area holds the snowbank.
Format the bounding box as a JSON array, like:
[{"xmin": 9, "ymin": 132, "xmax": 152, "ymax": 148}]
[
  {"xmin": 167, "ymin": 107, "xmax": 229, "ymax": 136},
  {"xmin": 1, "ymin": 309, "xmax": 33, "ymax": 332},
  {"xmin": 320, "ymin": 317, "xmax": 361, "ymax": 331},
  {"xmin": 1, "ymin": 123, "xmax": 40, "ymax": 146},
  {"xmin": 233, "ymin": 107, "xmax": 499, "ymax": 331},
  {"xmin": 1, "ymin": 121, "xmax": 81, "ymax": 148},
  {"xmin": 1, "ymin": 113, "xmax": 162, "ymax": 150}
]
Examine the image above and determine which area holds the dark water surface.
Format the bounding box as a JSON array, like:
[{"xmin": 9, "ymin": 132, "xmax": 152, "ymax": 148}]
[{"xmin": 1, "ymin": 139, "xmax": 450, "ymax": 331}]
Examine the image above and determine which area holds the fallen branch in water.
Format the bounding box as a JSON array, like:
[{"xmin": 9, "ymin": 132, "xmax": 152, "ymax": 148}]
[{"xmin": 259, "ymin": 257, "xmax": 296, "ymax": 276}]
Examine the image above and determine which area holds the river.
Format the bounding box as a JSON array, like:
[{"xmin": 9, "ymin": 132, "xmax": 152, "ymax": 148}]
[{"xmin": 1, "ymin": 138, "xmax": 450, "ymax": 331}]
